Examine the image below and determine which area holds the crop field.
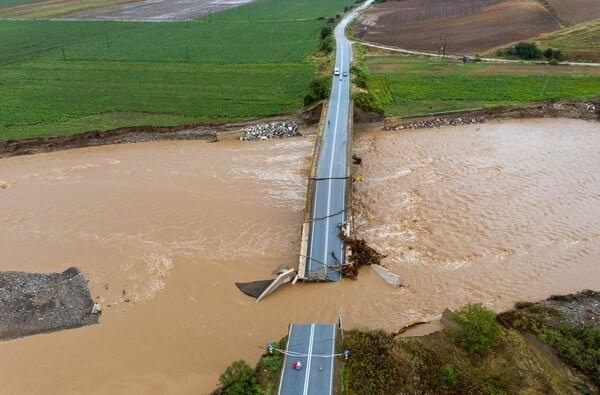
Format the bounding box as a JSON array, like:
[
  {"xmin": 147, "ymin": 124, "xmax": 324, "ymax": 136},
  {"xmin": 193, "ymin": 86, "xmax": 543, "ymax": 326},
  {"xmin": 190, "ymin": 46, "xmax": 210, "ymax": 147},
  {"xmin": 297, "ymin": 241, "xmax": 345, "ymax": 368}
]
[
  {"xmin": 364, "ymin": 54, "xmax": 600, "ymax": 116},
  {"xmin": 352, "ymin": 0, "xmax": 560, "ymax": 55},
  {"xmin": 0, "ymin": 0, "xmax": 358, "ymax": 141},
  {"xmin": 544, "ymin": 0, "xmax": 600, "ymax": 24}
]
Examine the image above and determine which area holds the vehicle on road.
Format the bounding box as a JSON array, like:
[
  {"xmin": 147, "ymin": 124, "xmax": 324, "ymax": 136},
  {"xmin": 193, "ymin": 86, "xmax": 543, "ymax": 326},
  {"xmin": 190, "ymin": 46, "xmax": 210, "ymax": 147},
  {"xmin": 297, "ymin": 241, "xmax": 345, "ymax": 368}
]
[
  {"xmin": 342, "ymin": 71, "xmax": 348, "ymax": 77},
  {"xmin": 334, "ymin": 67, "xmax": 340, "ymax": 76}
]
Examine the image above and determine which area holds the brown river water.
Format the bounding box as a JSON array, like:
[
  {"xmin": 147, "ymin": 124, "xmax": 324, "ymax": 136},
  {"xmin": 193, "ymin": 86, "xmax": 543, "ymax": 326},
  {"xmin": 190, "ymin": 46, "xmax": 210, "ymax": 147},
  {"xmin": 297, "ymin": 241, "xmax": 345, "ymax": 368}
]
[{"xmin": 0, "ymin": 118, "xmax": 598, "ymax": 394}]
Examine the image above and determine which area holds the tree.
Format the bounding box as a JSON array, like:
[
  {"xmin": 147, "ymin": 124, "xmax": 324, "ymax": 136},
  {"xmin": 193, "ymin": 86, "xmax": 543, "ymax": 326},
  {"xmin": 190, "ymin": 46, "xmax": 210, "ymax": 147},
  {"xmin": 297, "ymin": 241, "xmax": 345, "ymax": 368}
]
[
  {"xmin": 505, "ymin": 42, "xmax": 542, "ymax": 60},
  {"xmin": 218, "ymin": 360, "xmax": 260, "ymax": 395},
  {"xmin": 451, "ymin": 303, "xmax": 500, "ymax": 354}
]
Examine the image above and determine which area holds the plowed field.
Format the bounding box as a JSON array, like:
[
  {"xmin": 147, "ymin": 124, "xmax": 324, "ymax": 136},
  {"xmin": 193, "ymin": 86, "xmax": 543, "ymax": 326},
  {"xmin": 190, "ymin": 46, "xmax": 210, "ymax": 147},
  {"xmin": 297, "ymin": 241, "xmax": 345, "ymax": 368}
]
[
  {"xmin": 353, "ymin": 0, "xmax": 561, "ymax": 54},
  {"xmin": 545, "ymin": 0, "xmax": 600, "ymax": 23}
]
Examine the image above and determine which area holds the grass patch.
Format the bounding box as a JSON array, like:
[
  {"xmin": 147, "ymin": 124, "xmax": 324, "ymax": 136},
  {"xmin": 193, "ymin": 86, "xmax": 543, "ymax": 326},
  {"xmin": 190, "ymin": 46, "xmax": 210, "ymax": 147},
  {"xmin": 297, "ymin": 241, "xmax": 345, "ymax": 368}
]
[
  {"xmin": 499, "ymin": 304, "xmax": 600, "ymax": 388},
  {"xmin": 0, "ymin": 0, "xmax": 357, "ymax": 141},
  {"xmin": 342, "ymin": 324, "xmax": 572, "ymax": 394},
  {"xmin": 364, "ymin": 54, "xmax": 600, "ymax": 116},
  {"xmin": 535, "ymin": 18, "xmax": 600, "ymax": 61}
]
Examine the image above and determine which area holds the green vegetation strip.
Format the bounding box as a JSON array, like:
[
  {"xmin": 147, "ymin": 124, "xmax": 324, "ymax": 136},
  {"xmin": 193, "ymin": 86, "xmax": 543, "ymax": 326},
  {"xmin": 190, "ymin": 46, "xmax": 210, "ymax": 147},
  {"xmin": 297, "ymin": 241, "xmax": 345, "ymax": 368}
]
[
  {"xmin": 0, "ymin": 0, "xmax": 46, "ymax": 7},
  {"xmin": 364, "ymin": 55, "xmax": 600, "ymax": 116},
  {"xmin": 342, "ymin": 304, "xmax": 573, "ymax": 395},
  {"xmin": 0, "ymin": 0, "xmax": 358, "ymax": 141}
]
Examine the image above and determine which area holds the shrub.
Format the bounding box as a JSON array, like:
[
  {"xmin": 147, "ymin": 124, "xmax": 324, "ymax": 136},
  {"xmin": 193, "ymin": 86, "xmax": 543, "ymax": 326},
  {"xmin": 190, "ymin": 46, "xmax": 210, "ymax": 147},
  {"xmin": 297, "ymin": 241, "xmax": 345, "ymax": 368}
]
[
  {"xmin": 320, "ymin": 26, "xmax": 332, "ymax": 40},
  {"xmin": 260, "ymin": 355, "xmax": 282, "ymax": 375},
  {"xmin": 309, "ymin": 76, "xmax": 332, "ymax": 100},
  {"xmin": 440, "ymin": 363, "xmax": 457, "ymax": 385},
  {"xmin": 543, "ymin": 48, "xmax": 564, "ymax": 62},
  {"xmin": 451, "ymin": 304, "xmax": 500, "ymax": 354},
  {"xmin": 504, "ymin": 42, "xmax": 542, "ymax": 60},
  {"xmin": 218, "ymin": 360, "xmax": 260, "ymax": 395}
]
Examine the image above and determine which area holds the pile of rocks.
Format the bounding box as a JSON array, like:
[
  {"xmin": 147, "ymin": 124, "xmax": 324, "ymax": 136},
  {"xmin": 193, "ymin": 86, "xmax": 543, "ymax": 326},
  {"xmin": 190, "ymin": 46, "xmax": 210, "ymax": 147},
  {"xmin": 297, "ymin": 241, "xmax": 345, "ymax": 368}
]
[
  {"xmin": 391, "ymin": 116, "xmax": 485, "ymax": 131},
  {"xmin": 240, "ymin": 121, "xmax": 301, "ymax": 141}
]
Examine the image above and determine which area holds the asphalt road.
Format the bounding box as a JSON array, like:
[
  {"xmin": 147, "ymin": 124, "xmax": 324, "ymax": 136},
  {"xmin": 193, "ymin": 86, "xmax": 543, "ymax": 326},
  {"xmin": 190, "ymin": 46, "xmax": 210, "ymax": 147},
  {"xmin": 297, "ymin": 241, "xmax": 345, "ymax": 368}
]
[
  {"xmin": 305, "ymin": 1, "xmax": 373, "ymax": 281},
  {"xmin": 278, "ymin": 324, "xmax": 337, "ymax": 395}
]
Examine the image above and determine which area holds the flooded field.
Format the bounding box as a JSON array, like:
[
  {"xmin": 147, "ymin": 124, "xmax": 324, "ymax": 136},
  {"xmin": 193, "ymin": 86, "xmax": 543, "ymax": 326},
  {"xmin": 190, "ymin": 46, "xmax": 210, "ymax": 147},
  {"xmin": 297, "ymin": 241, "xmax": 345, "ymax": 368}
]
[{"xmin": 0, "ymin": 118, "xmax": 598, "ymax": 393}]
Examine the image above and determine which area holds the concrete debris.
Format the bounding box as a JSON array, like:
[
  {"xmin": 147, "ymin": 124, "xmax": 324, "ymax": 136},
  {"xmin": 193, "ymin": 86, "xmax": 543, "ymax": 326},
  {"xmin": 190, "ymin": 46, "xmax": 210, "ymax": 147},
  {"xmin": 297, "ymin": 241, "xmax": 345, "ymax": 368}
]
[
  {"xmin": 240, "ymin": 121, "xmax": 301, "ymax": 141},
  {"xmin": 391, "ymin": 116, "xmax": 485, "ymax": 131},
  {"xmin": 272, "ymin": 264, "xmax": 292, "ymax": 276},
  {"xmin": 371, "ymin": 264, "xmax": 401, "ymax": 287},
  {"xmin": 91, "ymin": 303, "xmax": 102, "ymax": 315}
]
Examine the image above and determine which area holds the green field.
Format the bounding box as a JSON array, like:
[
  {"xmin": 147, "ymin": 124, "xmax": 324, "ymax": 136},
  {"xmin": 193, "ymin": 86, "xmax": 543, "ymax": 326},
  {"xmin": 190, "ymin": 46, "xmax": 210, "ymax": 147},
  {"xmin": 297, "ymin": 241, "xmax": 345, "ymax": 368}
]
[
  {"xmin": 0, "ymin": 0, "xmax": 46, "ymax": 7},
  {"xmin": 364, "ymin": 55, "xmax": 600, "ymax": 116},
  {"xmin": 0, "ymin": 0, "xmax": 357, "ymax": 141}
]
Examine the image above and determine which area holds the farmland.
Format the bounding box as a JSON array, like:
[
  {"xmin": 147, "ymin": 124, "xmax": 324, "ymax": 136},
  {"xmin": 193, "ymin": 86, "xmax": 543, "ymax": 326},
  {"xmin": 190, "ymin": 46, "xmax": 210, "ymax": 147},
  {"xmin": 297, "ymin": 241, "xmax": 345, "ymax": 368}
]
[
  {"xmin": 535, "ymin": 19, "xmax": 600, "ymax": 62},
  {"xmin": 0, "ymin": 0, "xmax": 358, "ymax": 141},
  {"xmin": 363, "ymin": 54, "xmax": 600, "ymax": 116},
  {"xmin": 544, "ymin": 0, "xmax": 600, "ymax": 24},
  {"xmin": 352, "ymin": 0, "xmax": 560, "ymax": 55}
]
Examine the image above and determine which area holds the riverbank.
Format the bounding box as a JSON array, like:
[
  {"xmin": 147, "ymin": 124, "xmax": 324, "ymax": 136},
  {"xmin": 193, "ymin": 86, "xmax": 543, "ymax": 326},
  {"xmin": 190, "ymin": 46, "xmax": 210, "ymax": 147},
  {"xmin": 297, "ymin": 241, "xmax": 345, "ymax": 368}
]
[
  {"xmin": 0, "ymin": 118, "xmax": 597, "ymax": 394},
  {"xmin": 233, "ymin": 291, "xmax": 599, "ymax": 394},
  {"xmin": 1, "ymin": 100, "xmax": 597, "ymax": 158}
]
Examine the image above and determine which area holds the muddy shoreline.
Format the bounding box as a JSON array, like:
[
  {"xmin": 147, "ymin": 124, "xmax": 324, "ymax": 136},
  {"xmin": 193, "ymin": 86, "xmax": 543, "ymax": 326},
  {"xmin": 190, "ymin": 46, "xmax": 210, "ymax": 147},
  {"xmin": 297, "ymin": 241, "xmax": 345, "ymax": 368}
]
[{"xmin": 1, "ymin": 101, "xmax": 597, "ymax": 158}]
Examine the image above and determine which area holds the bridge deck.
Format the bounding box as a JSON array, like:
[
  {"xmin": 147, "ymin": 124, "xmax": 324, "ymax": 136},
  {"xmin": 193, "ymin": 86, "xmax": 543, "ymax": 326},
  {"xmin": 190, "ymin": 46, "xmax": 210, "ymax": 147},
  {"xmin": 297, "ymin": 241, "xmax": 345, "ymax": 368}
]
[{"xmin": 278, "ymin": 323, "xmax": 337, "ymax": 395}]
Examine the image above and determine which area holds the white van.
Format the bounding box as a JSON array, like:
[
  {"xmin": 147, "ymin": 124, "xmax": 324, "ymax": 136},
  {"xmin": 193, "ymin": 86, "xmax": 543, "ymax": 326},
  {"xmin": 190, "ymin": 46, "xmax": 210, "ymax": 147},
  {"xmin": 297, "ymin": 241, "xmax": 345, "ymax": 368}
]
[{"xmin": 334, "ymin": 67, "xmax": 340, "ymax": 76}]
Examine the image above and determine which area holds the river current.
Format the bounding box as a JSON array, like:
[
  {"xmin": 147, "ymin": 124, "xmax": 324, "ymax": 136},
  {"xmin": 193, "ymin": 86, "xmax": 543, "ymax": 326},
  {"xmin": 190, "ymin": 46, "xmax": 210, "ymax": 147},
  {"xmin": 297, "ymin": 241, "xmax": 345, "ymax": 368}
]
[{"xmin": 0, "ymin": 118, "xmax": 598, "ymax": 393}]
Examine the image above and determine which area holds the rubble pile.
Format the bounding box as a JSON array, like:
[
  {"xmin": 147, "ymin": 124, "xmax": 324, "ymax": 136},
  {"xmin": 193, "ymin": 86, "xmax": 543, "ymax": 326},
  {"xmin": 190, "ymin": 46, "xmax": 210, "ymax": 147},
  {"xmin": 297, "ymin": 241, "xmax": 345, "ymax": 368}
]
[
  {"xmin": 391, "ymin": 116, "xmax": 485, "ymax": 131},
  {"xmin": 240, "ymin": 121, "xmax": 301, "ymax": 141}
]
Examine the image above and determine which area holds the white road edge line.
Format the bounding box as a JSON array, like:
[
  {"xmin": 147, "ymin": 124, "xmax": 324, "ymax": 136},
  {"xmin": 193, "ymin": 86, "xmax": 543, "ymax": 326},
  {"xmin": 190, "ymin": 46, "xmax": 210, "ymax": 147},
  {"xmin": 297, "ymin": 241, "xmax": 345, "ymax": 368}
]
[
  {"xmin": 323, "ymin": 45, "xmax": 344, "ymax": 274},
  {"xmin": 278, "ymin": 324, "xmax": 294, "ymax": 395},
  {"xmin": 328, "ymin": 324, "xmax": 336, "ymax": 394},
  {"xmin": 303, "ymin": 323, "xmax": 316, "ymax": 395}
]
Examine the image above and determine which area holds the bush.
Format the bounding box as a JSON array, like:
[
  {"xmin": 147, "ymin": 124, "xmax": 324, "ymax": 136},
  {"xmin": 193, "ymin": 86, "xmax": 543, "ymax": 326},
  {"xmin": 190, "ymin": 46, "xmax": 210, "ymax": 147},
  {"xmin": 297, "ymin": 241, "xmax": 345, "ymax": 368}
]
[
  {"xmin": 320, "ymin": 35, "xmax": 334, "ymax": 53},
  {"xmin": 543, "ymin": 48, "xmax": 564, "ymax": 62},
  {"xmin": 504, "ymin": 42, "xmax": 542, "ymax": 60},
  {"xmin": 260, "ymin": 355, "xmax": 282, "ymax": 375},
  {"xmin": 309, "ymin": 76, "xmax": 332, "ymax": 100},
  {"xmin": 440, "ymin": 363, "xmax": 457, "ymax": 385},
  {"xmin": 451, "ymin": 304, "xmax": 500, "ymax": 354},
  {"xmin": 320, "ymin": 26, "xmax": 332, "ymax": 40},
  {"xmin": 218, "ymin": 360, "xmax": 260, "ymax": 395}
]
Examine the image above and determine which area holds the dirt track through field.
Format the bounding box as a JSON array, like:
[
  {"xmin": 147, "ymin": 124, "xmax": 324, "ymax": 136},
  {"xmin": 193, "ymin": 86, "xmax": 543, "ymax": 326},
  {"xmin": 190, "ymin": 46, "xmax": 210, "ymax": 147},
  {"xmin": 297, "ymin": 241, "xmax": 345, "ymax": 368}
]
[{"xmin": 353, "ymin": 0, "xmax": 561, "ymax": 54}]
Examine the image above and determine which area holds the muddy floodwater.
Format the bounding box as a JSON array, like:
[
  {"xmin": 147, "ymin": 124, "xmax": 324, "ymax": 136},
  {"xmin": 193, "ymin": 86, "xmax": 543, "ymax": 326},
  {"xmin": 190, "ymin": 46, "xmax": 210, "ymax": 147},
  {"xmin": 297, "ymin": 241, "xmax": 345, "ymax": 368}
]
[{"xmin": 0, "ymin": 118, "xmax": 599, "ymax": 393}]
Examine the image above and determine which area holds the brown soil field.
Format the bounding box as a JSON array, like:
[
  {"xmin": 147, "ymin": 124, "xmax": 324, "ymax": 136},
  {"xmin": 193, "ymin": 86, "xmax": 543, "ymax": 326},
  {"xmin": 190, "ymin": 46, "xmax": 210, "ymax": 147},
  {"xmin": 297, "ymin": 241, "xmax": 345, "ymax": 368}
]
[
  {"xmin": 0, "ymin": 0, "xmax": 253, "ymax": 20},
  {"xmin": 352, "ymin": 0, "xmax": 561, "ymax": 55},
  {"xmin": 544, "ymin": 0, "xmax": 600, "ymax": 24},
  {"xmin": 0, "ymin": 0, "xmax": 136, "ymax": 19}
]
